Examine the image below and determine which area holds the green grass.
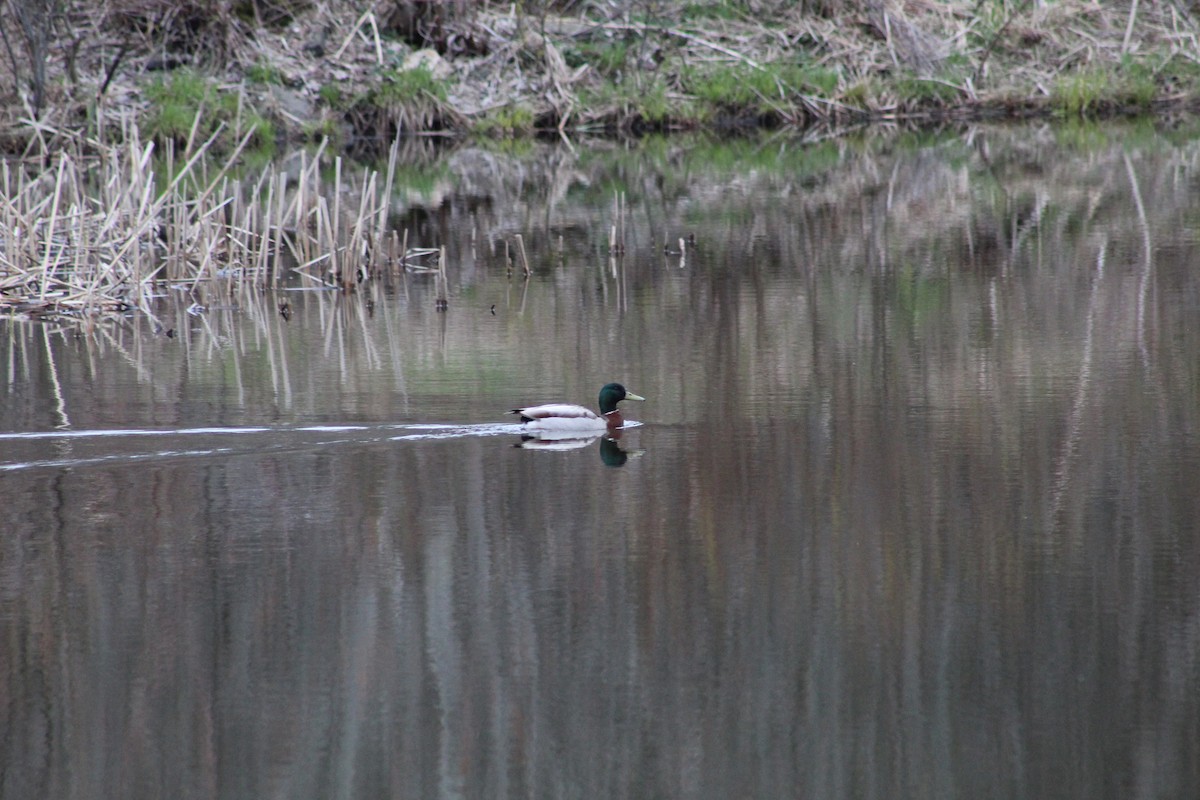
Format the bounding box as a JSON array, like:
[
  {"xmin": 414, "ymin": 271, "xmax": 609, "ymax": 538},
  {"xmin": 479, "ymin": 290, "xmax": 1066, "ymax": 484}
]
[
  {"xmin": 1052, "ymin": 58, "xmax": 1158, "ymax": 116},
  {"xmin": 839, "ymin": 77, "xmax": 875, "ymax": 109},
  {"xmin": 144, "ymin": 69, "xmax": 213, "ymax": 141},
  {"xmin": 143, "ymin": 69, "xmax": 274, "ymax": 154},
  {"xmin": 1115, "ymin": 56, "xmax": 1159, "ymax": 107},
  {"xmin": 564, "ymin": 39, "xmax": 631, "ymax": 77},
  {"xmin": 370, "ymin": 64, "xmax": 449, "ymax": 106},
  {"xmin": 245, "ymin": 62, "xmax": 285, "ymax": 86},
  {"xmin": 671, "ymin": 60, "xmax": 841, "ymax": 124},
  {"xmin": 966, "ymin": 0, "xmax": 1013, "ymax": 50},
  {"xmin": 638, "ymin": 83, "xmax": 674, "ymax": 126},
  {"xmin": 679, "ymin": 1, "xmax": 746, "ymax": 22},
  {"xmin": 317, "ymin": 83, "xmax": 345, "ymax": 108},
  {"xmin": 301, "ymin": 116, "xmax": 343, "ymax": 146},
  {"xmin": 581, "ymin": 75, "xmax": 688, "ymax": 130},
  {"xmin": 1052, "ymin": 69, "xmax": 1109, "ymax": 115},
  {"xmin": 346, "ymin": 63, "xmax": 455, "ymax": 135},
  {"xmin": 893, "ymin": 75, "xmax": 964, "ymax": 105},
  {"xmin": 474, "ymin": 105, "xmax": 536, "ymax": 136},
  {"xmin": 682, "ymin": 61, "xmax": 841, "ymax": 116}
]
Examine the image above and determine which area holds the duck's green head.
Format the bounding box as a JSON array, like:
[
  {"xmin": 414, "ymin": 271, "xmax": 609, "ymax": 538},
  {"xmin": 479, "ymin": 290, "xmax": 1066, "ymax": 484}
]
[{"xmin": 598, "ymin": 383, "xmax": 646, "ymax": 415}]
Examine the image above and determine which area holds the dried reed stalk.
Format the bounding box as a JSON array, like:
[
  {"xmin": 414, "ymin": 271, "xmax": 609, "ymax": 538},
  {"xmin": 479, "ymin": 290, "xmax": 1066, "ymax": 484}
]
[
  {"xmin": 513, "ymin": 233, "xmax": 531, "ymax": 278},
  {"xmin": 1, "ymin": 123, "xmax": 411, "ymax": 324}
]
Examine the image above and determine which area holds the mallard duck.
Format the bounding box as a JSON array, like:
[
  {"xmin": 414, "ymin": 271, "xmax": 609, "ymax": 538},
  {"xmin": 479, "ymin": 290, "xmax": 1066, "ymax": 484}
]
[{"xmin": 510, "ymin": 383, "xmax": 645, "ymax": 433}]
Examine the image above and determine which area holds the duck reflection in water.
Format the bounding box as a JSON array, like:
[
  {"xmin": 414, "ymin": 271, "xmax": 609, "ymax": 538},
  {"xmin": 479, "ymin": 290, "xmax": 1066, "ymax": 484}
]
[{"xmin": 514, "ymin": 431, "xmax": 640, "ymax": 467}]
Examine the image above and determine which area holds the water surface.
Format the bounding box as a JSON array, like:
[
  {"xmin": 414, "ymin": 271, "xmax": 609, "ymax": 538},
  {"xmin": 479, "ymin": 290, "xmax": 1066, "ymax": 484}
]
[{"xmin": 3, "ymin": 125, "xmax": 1200, "ymax": 799}]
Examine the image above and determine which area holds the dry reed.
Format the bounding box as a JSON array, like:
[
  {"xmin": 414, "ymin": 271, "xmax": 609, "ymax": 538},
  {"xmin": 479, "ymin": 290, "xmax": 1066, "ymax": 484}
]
[{"xmin": 0, "ymin": 121, "xmax": 418, "ymax": 325}]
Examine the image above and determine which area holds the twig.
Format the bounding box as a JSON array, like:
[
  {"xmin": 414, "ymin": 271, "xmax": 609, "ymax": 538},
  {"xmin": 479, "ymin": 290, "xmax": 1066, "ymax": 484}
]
[
  {"xmin": 98, "ymin": 40, "xmax": 131, "ymax": 101},
  {"xmin": 973, "ymin": 0, "xmax": 1035, "ymax": 84},
  {"xmin": 333, "ymin": 11, "xmax": 377, "ymax": 61},
  {"xmin": 600, "ymin": 22, "xmax": 761, "ymax": 70},
  {"xmin": 1122, "ymin": 0, "xmax": 1140, "ymax": 55}
]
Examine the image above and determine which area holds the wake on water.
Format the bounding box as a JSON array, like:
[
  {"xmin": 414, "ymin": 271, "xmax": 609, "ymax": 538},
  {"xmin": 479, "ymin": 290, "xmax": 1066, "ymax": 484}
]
[{"xmin": 0, "ymin": 421, "xmax": 641, "ymax": 472}]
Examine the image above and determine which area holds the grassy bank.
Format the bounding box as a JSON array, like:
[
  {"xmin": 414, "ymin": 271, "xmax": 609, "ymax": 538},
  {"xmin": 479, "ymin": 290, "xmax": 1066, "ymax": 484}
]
[{"xmin": 2, "ymin": 0, "xmax": 1199, "ymax": 153}]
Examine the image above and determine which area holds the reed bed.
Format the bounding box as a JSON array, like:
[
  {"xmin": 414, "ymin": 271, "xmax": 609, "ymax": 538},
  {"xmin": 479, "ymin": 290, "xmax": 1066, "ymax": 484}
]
[{"xmin": 0, "ymin": 119, "xmax": 410, "ymax": 327}]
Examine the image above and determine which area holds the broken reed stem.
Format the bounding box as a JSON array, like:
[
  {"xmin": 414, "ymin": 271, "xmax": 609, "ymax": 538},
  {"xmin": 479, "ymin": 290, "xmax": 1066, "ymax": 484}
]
[
  {"xmin": 333, "ymin": 155, "xmax": 343, "ymax": 270},
  {"xmin": 608, "ymin": 191, "xmax": 626, "ymax": 255},
  {"xmin": 273, "ymin": 170, "xmax": 288, "ymax": 286},
  {"xmin": 316, "ymin": 195, "xmax": 337, "ymax": 284},
  {"xmin": 1, "ymin": 162, "xmax": 12, "ymax": 268},
  {"xmin": 436, "ymin": 244, "xmax": 448, "ymax": 308},
  {"xmin": 513, "ymin": 233, "xmax": 531, "ymax": 278},
  {"xmin": 296, "ymin": 150, "xmax": 310, "ymax": 268},
  {"xmin": 349, "ymin": 171, "xmax": 376, "ymax": 280},
  {"xmin": 376, "ymin": 135, "xmax": 400, "ymax": 273},
  {"xmin": 39, "ymin": 156, "xmax": 67, "ymax": 303},
  {"xmin": 258, "ymin": 174, "xmax": 275, "ymax": 286}
]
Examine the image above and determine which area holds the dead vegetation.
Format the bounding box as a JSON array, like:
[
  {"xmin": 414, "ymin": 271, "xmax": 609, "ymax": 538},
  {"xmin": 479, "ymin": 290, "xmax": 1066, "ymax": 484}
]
[
  {"xmin": 0, "ymin": 115, "xmax": 426, "ymax": 325},
  {"xmin": 2, "ymin": 0, "xmax": 1199, "ymax": 150}
]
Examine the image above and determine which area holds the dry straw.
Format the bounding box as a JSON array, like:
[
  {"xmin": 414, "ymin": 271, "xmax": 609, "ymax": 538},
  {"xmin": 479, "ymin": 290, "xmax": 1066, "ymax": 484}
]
[{"xmin": 1, "ymin": 120, "xmax": 407, "ymax": 326}]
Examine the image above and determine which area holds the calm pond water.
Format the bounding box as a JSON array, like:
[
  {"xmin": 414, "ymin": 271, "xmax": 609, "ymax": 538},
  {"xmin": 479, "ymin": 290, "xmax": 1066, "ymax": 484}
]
[{"xmin": 3, "ymin": 124, "xmax": 1200, "ymax": 799}]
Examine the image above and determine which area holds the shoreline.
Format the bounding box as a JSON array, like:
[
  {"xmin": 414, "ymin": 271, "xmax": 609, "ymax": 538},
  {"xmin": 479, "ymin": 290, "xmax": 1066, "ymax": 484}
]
[{"xmin": 2, "ymin": 1, "xmax": 1197, "ymax": 153}]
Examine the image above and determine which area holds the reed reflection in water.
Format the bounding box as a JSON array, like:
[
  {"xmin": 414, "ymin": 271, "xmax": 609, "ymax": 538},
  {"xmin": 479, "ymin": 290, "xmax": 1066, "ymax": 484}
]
[{"xmin": 2, "ymin": 126, "xmax": 1200, "ymax": 799}]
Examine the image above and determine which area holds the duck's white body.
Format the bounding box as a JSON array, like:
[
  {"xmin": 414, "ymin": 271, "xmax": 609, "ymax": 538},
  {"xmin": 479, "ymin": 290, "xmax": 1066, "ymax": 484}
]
[{"xmin": 515, "ymin": 404, "xmax": 611, "ymax": 432}]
